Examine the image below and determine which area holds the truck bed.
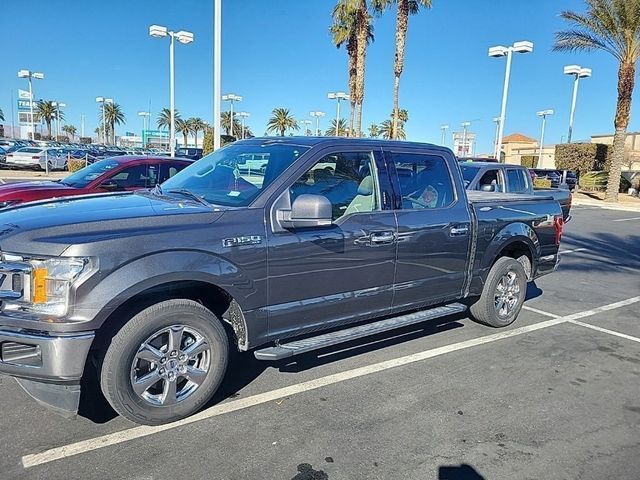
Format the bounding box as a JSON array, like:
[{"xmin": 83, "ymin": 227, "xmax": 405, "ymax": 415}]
[{"xmin": 466, "ymin": 190, "xmax": 552, "ymax": 203}]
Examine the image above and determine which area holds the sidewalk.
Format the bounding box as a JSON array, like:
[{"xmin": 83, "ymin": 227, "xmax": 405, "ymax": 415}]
[
  {"xmin": 572, "ymin": 191, "xmax": 640, "ymax": 212},
  {"xmin": 0, "ymin": 169, "xmax": 67, "ymax": 183}
]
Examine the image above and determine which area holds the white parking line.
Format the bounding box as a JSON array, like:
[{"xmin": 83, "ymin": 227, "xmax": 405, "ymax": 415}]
[
  {"xmin": 522, "ymin": 305, "xmax": 559, "ymax": 318},
  {"xmin": 559, "ymin": 248, "xmax": 588, "ymax": 255},
  {"xmin": 612, "ymin": 216, "xmax": 640, "ymax": 222},
  {"xmin": 21, "ymin": 295, "xmax": 640, "ymax": 469},
  {"xmin": 568, "ymin": 320, "xmax": 640, "ymax": 344}
]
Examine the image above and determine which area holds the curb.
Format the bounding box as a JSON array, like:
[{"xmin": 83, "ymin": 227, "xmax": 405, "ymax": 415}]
[{"xmin": 572, "ymin": 198, "xmax": 640, "ymax": 213}]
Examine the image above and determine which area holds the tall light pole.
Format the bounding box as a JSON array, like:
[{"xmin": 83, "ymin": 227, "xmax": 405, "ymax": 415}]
[
  {"xmin": 222, "ymin": 94, "xmax": 242, "ymax": 138},
  {"xmin": 310, "ymin": 111, "xmax": 326, "ymax": 136},
  {"xmin": 95, "ymin": 97, "xmax": 112, "ymax": 144},
  {"xmin": 440, "ymin": 124, "xmax": 449, "ymax": 146},
  {"xmin": 213, "ymin": 0, "xmax": 222, "ymax": 150},
  {"xmin": 489, "ymin": 41, "xmax": 534, "ymax": 162},
  {"xmin": 17, "ymin": 70, "xmax": 44, "ymax": 141},
  {"xmin": 461, "ymin": 121, "xmax": 471, "ymax": 156},
  {"xmin": 235, "ymin": 111, "xmax": 249, "ymax": 139},
  {"xmin": 51, "ymin": 101, "xmax": 66, "ymax": 139},
  {"xmin": 300, "ymin": 120, "xmax": 312, "ymax": 136},
  {"xmin": 492, "ymin": 117, "xmax": 501, "ymax": 159},
  {"xmin": 138, "ymin": 111, "xmax": 150, "ymax": 133},
  {"xmin": 149, "ymin": 25, "xmax": 194, "ymax": 156},
  {"xmin": 537, "ymin": 109, "xmax": 554, "ymax": 166},
  {"xmin": 564, "ymin": 65, "xmax": 592, "ymax": 143},
  {"xmin": 328, "ymin": 92, "xmax": 349, "ymax": 136}
]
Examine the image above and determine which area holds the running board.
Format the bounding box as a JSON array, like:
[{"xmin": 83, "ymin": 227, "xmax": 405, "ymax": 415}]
[{"xmin": 254, "ymin": 303, "xmax": 467, "ymax": 361}]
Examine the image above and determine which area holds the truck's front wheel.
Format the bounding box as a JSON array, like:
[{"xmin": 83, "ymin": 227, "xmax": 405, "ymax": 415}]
[
  {"xmin": 100, "ymin": 299, "xmax": 228, "ymax": 425},
  {"xmin": 469, "ymin": 257, "xmax": 527, "ymax": 328}
]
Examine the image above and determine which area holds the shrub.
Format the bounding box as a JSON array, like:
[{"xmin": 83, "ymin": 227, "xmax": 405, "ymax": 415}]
[
  {"xmin": 67, "ymin": 159, "xmax": 87, "ymax": 173},
  {"xmin": 533, "ymin": 178, "xmax": 552, "ymax": 188},
  {"xmin": 79, "ymin": 137, "xmax": 92, "ymax": 144},
  {"xmin": 520, "ymin": 155, "xmax": 538, "ymax": 169},
  {"xmin": 555, "ymin": 143, "xmax": 611, "ymax": 174},
  {"xmin": 579, "ymin": 171, "xmax": 631, "ymax": 192},
  {"xmin": 203, "ymin": 128, "xmax": 236, "ymax": 155}
]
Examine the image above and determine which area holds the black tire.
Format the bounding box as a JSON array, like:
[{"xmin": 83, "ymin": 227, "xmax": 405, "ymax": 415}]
[
  {"xmin": 469, "ymin": 257, "xmax": 527, "ymax": 328},
  {"xmin": 100, "ymin": 299, "xmax": 228, "ymax": 425}
]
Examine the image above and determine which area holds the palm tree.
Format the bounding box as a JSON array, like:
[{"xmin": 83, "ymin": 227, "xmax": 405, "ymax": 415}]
[
  {"xmin": 157, "ymin": 108, "xmax": 180, "ymax": 130},
  {"xmin": 554, "ymin": 0, "xmax": 640, "ymax": 202},
  {"xmin": 101, "ymin": 102, "xmax": 125, "ymax": 144},
  {"xmin": 221, "ymin": 111, "xmax": 243, "ymax": 137},
  {"xmin": 62, "ymin": 125, "xmax": 77, "ymax": 140},
  {"xmin": 378, "ymin": 119, "xmax": 406, "ymax": 140},
  {"xmin": 325, "ymin": 118, "xmax": 349, "ymax": 136},
  {"xmin": 267, "ymin": 108, "xmax": 299, "ymax": 136},
  {"xmin": 0, "ymin": 107, "xmax": 4, "ymax": 121},
  {"xmin": 189, "ymin": 117, "xmax": 207, "ymax": 148},
  {"xmin": 35, "ymin": 100, "xmax": 57, "ymax": 138},
  {"xmin": 331, "ymin": 0, "xmax": 374, "ymax": 137},
  {"xmin": 175, "ymin": 118, "xmax": 191, "ymax": 147},
  {"xmin": 373, "ymin": 0, "xmax": 431, "ymax": 139},
  {"xmin": 368, "ymin": 122, "xmax": 379, "ymax": 138}
]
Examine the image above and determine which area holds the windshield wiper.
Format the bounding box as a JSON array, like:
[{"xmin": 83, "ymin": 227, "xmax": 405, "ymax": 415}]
[
  {"xmin": 152, "ymin": 183, "xmax": 163, "ymax": 195},
  {"xmin": 166, "ymin": 188, "xmax": 211, "ymax": 207}
]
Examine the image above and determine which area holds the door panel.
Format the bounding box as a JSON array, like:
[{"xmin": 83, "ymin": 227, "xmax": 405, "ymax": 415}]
[
  {"xmin": 266, "ymin": 148, "xmax": 397, "ymax": 339},
  {"xmin": 386, "ymin": 149, "xmax": 472, "ymax": 311}
]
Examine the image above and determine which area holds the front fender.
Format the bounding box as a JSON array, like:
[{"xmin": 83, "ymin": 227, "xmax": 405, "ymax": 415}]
[{"xmin": 71, "ymin": 250, "xmax": 263, "ymax": 332}]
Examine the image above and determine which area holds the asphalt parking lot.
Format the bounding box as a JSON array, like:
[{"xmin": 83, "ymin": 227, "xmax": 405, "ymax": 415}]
[{"xmin": 1, "ymin": 205, "xmax": 639, "ymax": 480}]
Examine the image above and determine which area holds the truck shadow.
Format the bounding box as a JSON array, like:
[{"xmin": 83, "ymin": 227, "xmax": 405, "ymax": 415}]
[
  {"xmin": 78, "ymin": 313, "xmax": 477, "ymax": 423},
  {"xmin": 560, "ymin": 232, "xmax": 640, "ymax": 273}
]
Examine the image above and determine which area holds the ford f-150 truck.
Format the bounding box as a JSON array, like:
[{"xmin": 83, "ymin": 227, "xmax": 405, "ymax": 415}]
[
  {"xmin": 460, "ymin": 161, "xmax": 572, "ymax": 222},
  {"xmin": 0, "ymin": 138, "xmax": 563, "ymax": 425}
]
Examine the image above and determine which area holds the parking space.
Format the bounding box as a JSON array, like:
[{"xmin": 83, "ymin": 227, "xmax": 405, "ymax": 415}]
[{"xmin": 1, "ymin": 206, "xmax": 639, "ymax": 480}]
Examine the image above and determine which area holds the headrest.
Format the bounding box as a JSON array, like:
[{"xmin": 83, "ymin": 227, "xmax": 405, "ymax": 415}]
[{"xmin": 358, "ymin": 176, "xmax": 374, "ymax": 195}]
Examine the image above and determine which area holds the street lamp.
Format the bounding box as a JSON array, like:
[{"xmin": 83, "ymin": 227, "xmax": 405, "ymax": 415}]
[
  {"xmin": 537, "ymin": 109, "xmax": 554, "ymax": 166},
  {"xmin": 95, "ymin": 97, "xmax": 113, "ymax": 144},
  {"xmin": 222, "ymin": 94, "xmax": 242, "ymax": 137},
  {"xmin": 213, "ymin": 0, "xmax": 222, "ymax": 150},
  {"xmin": 235, "ymin": 111, "xmax": 249, "ymax": 139},
  {"xmin": 440, "ymin": 124, "xmax": 449, "ymax": 146},
  {"xmin": 300, "ymin": 120, "xmax": 312, "ymax": 136},
  {"xmin": 17, "ymin": 69, "xmax": 44, "ymax": 140},
  {"xmin": 51, "ymin": 101, "xmax": 66, "ymax": 139},
  {"xmin": 149, "ymin": 24, "xmax": 194, "ymax": 156},
  {"xmin": 138, "ymin": 111, "xmax": 150, "ymax": 132},
  {"xmin": 492, "ymin": 117, "xmax": 501, "ymax": 159},
  {"xmin": 328, "ymin": 92, "xmax": 349, "ymax": 136},
  {"xmin": 564, "ymin": 65, "xmax": 592, "ymax": 143},
  {"xmin": 310, "ymin": 111, "xmax": 326, "ymax": 136},
  {"xmin": 489, "ymin": 40, "xmax": 534, "ymax": 162}
]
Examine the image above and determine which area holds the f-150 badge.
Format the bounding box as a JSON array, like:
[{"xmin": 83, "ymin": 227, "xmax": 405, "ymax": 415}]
[{"xmin": 222, "ymin": 235, "xmax": 262, "ymax": 247}]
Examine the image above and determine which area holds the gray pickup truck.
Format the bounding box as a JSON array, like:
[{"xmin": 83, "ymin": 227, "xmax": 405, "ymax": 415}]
[
  {"xmin": 460, "ymin": 161, "xmax": 572, "ymax": 222},
  {"xmin": 0, "ymin": 138, "xmax": 563, "ymax": 425}
]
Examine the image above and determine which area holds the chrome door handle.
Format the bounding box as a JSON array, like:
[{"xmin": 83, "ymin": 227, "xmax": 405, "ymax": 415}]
[
  {"xmin": 369, "ymin": 231, "xmax": 396, "ymax": 244},
  {"xmin": 449, "ymin": 226, "xmax": 469, "ymax": 236}
]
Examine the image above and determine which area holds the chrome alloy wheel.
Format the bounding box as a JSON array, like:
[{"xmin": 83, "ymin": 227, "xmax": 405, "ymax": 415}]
[
  {"xmin": 494, "ymin": 270, "xmax": 521, "ymax": 318},
  {"xmin": 130, "ymin": 325, "xmax": 211, "ymax": 406}
]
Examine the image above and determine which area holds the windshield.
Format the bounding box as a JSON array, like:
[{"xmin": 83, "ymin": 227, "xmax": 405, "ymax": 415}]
[
  {"xmin": 161, "ymin": 142, "xmax": 310, "ymax": 207},
  {"xmin": 62, "ymin": 158, "xmax": 121, "ymax": 187},
  {"xmin": 460, "ymin": 164, "xmax": 480, "ymax": 186}
]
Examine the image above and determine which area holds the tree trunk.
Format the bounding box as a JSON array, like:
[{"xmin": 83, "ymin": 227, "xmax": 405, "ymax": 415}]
[
  {"xmin": 606, "ymin": 61, "xmax": 636, "ymax": 202},
  {"xmin": 347, "ymin": 37, "xmax": 357, "ymax": 137},
  {"xmin": 392, "ymin": 0, "xmax": 408, "ymax": 140},
  {"xmin": 354, "ymin": 0, "xmax": 369, "ymax": 138}
]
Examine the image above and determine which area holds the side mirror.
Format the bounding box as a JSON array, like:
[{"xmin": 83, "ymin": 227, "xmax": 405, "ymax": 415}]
[
  {"xmin": 100, "ymin": 179, "xmax": 119, "ymax": 191},
  {"xmin": 279, "ymin": 194, "xmax": 332, "ymax": 229},
  {"xmin": 480, "ymin": 184, "xmax": 495, "ymax": 192}
]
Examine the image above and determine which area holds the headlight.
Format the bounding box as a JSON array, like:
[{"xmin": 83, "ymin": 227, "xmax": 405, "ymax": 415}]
[{"xmin": 1, "ymin": 254, "xmax": 93, "ymax": 317}]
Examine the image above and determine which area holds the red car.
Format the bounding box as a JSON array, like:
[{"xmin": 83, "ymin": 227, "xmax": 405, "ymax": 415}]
[{"xmin": 0, "ymin": 155, "xmax": 194, "ymax": 208}]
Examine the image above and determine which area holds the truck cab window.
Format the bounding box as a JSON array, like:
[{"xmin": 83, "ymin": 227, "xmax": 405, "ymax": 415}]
[
  {"xmin": 477, "ymin": 169, "xmax": 504, "ymax": 192},
  {"xmin": 290, "ymin": 151, "xmax": 379, "ymax": 221},
  {"xmin": 506, "ymin": 169, "xmax": 527, "ymax": 193},
  {"xmin": 391, "ymin": 152, "xmax": 455, "ymax": 209}
]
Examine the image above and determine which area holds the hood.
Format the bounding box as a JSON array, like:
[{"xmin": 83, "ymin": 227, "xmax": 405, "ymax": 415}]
[
  {"xmin": 0, "ymin": 192, "xmax": 222, "ymax": 256},
  {"xmin": 0, "ymin": 181, "xmax": 76, "ymax": 199}
]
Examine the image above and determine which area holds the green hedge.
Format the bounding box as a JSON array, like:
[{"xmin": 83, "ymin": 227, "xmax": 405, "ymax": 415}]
[
  {"xmin": 67, "ymin": 159, "xmax": 87, "ymax": 173},
  {"xmin": 579, "ymin": 171, "xmax": 631, "ymax": 192},
  {"xmin": 202, "ymin": 128, "xmax": 236, "ymax": 155},
  {"xmin": 555, "ymin": 143, "xmax": 611, "ymax": 174},
  {"xmin": 520, "ymin": 155, "xmax": 538, "ymax": 169}
]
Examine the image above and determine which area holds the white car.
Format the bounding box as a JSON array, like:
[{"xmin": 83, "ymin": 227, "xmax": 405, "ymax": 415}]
[{"xmin": 5, "ymin": 147, "xmax": 67, "ymax": 171}]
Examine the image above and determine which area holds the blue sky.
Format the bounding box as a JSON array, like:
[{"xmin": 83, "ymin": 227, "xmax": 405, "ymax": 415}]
[{"xmin": 0, "ymin": 0, "xmax": 630, "ymax": 152}]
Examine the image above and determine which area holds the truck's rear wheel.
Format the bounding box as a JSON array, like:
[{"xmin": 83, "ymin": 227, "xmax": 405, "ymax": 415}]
[
  {"xmin": 100, "ymin": 299, "xmax": 228, "ymax": 425},
  {"xmin": 469, "ymin": 257, "xmax": 527, "ymax": 328}
]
